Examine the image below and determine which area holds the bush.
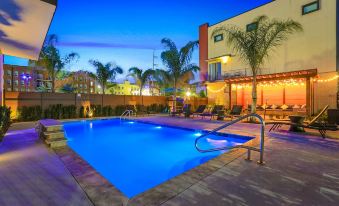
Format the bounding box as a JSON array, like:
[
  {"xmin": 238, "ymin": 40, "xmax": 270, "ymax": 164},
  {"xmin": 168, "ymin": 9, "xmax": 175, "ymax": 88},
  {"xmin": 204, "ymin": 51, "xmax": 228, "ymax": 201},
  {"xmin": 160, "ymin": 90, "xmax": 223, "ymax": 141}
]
[
  {"xmin": 18, "ymin": 105, "xmax": 42, "ymax": 121},
  {"xmin": 0, "ymin": 106, "xmax": 11, "ymax": 142}
]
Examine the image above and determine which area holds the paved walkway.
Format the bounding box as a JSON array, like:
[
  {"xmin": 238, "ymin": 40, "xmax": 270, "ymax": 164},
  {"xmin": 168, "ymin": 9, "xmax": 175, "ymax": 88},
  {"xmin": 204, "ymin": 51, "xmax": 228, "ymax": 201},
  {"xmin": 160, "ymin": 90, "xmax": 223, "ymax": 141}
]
[
  {"xmin": 135, "ymin": 116, "xmax": 339, "ymax": 206},
  {"xmin": 0, "ymin": 127, "xmax": 93, "ymax": 206}
]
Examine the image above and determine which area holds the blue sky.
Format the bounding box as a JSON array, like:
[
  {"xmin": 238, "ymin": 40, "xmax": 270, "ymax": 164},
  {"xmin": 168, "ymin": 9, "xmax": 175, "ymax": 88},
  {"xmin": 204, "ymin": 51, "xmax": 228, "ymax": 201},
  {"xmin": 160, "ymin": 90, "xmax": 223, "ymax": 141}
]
[{"xmin": 5, "ymin": 0, "xmax": 272, "ymax": 79}]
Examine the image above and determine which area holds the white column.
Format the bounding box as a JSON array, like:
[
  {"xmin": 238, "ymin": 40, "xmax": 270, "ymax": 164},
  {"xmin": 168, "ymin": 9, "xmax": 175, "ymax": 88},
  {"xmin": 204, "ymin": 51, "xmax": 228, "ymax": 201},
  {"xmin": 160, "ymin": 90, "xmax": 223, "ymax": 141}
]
[{"xmin": 0, "ymin": 53, "xmax": 3, "ymax": 106}]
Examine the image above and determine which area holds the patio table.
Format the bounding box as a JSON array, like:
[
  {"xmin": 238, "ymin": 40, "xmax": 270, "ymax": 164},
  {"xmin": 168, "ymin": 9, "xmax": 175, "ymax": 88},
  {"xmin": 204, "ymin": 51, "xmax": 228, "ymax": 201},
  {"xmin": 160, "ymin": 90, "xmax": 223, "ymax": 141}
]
[{"xmin": 289, "ymin": 115, "xmax": 306, "ymax": 132}]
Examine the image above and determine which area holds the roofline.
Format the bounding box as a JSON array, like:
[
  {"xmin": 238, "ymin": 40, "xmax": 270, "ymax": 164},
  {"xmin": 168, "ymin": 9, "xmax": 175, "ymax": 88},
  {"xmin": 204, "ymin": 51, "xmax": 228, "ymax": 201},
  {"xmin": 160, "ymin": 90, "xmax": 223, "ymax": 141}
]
[
  {"xmin": 41, "ymin": 0, "xmax": 57, "ymax": 6},
  {"xmin": 37, "ymin": 0, "xmax": 58, "ymax": 60},
  {"xmin": 208, "ymin": 0, "xmax": 275, "ymax": 27}
]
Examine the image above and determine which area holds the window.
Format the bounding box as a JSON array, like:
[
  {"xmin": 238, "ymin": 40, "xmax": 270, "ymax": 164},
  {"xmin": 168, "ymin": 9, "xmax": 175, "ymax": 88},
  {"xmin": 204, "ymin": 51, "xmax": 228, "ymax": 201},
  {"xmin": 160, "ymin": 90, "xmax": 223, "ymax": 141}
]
[
  {"xmin": 7, "ymin": 80, "xmax": 11, "ymax": 85},
  {"xmin": 208, "ymin": 62, "xmax": 222, "ymax": 81},
  {"xmin": 6, "ymin": 70, "xmax": 11, "ymax": 76},
  {"xmin": 247, "ymin": 22, "xmax": 258, "ymax": 32},
  {"xmin": 7, "ymin": 88, "xmax": 12, "ymax": 91},
  {"xmin": 90, "ymin": 81, "xmax": 93, "ymax": 86},
  {"xmin": 214, "ymin": 34, "xmax": 223, "ymax": 42},
  {"xmin": 14, "ymin": 71, "xmax": 18, "ymax": 77},
  {"xmin": 14, "ymin": 80, "xmax": 18, "ymax": 86},
  {"xmin": 302, "ymin": 1, "xmax": 320, "ymax": 15},
  {"xmin": 21, "ymin": 80, "xmax": 25, "ymax": 86}
]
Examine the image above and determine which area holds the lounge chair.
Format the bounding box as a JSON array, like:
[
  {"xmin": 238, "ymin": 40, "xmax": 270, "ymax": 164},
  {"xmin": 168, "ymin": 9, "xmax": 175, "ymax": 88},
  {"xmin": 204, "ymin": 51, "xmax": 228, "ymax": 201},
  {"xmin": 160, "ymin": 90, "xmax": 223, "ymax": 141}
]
[
  {"xmin": 200, "ymin": 105, "xmax": 224, "ymax": 120},
  {"xmin": 170, "ymin": 104, "xmax": 190, "ymax": 117},
  {"xmin": 182, "ymin": 104, "xmax": 192, "ymax": 118},
  {"xmin": 224, "ymin": 105, "xmax": 243, "ymax": 120},
  {"xmin": 191, "ymin": 105, "xmax": 207, "ymax": 118},
  {"xmin": 268, "ymin": 105, "xmax": 338, "ymax": 138}
]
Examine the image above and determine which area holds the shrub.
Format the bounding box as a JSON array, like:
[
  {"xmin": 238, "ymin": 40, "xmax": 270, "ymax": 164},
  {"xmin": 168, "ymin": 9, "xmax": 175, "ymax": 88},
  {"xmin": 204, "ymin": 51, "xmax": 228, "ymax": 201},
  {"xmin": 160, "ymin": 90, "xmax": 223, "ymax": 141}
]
[
  {"xmin": 0, "ymin": 106, "xmax": 11, "ymax": 142},
  {"xmin": 18, "ymin": 105, "xmax": 42, "ymax": 121}
]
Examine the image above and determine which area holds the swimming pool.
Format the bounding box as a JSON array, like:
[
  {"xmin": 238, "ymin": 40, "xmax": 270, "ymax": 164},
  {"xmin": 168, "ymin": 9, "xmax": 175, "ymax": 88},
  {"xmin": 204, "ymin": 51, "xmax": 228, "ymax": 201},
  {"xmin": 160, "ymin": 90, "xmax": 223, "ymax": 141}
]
[{"xmin": 63, "ymin": 119, "xmax": 252, "ymax": 198}]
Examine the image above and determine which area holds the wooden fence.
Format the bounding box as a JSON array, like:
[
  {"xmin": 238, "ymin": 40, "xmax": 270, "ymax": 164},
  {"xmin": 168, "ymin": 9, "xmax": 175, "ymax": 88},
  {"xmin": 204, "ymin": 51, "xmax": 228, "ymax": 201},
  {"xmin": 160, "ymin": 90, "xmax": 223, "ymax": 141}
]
[{"xmin": 4, "ymin": 92, "xmax": 208, "ymax": 118}]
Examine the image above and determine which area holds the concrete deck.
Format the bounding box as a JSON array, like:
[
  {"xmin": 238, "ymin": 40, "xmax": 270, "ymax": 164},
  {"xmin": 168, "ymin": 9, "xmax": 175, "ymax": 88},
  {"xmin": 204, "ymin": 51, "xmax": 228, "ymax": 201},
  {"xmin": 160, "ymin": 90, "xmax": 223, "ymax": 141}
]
[
  {"xmin": 0, "ymin": 128, "xmax": 93, "ymax": 206},
  {"xmin": 1, "ymin": 117, "xmax": 339, "ymax": 206}
]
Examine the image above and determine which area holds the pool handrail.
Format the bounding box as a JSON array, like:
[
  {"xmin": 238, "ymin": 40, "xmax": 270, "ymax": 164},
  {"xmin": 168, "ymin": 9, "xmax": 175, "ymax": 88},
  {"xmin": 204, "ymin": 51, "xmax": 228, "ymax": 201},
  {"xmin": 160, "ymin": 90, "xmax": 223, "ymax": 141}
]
[
  {"xmin": 195, "ymin": 113, "xmax": 265, "ymax": 164},
  {"xmin": 120, "ymin": 109, "xmax": 135, "ymax": 120}
]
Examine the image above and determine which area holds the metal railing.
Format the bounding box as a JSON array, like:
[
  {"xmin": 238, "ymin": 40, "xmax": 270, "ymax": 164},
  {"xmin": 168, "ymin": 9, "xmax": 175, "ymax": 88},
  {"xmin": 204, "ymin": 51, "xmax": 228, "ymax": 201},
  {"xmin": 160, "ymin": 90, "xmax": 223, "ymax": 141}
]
[
  {"xmin": 195, "ymin": 113, "xmax": 265, "ymax": 164},
  {"xmin": 120, "ymin": 110, "xmax": 134, "ymax": 120}
]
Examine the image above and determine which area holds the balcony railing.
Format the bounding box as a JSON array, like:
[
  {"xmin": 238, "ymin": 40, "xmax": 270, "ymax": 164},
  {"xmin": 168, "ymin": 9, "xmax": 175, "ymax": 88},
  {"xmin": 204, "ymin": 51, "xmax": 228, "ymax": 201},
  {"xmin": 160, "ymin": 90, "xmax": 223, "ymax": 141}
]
[{"xmin": 208, "ymin": 70, "xmax": 248, "ymax": 81}]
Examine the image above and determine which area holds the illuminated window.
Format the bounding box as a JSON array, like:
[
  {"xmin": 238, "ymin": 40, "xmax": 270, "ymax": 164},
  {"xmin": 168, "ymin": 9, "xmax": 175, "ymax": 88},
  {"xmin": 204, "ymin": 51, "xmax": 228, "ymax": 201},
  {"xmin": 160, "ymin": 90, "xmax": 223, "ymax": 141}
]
[
  {"xmin": 14, "ymin": 71, "xmax": 18, "ymax": 77},
  {"xmin": 302, "ymin": 1, "xmax": 320, "ymax": 15},
  {"xmin": 14, "ymin": 80, "xmax": 18, "ymax": 86},
  {"xmin": 214, "ymin": 34, "xmax": 223, "ymax": 42},
  {"xmin": 21, "ymin": 80, "xmax": 25, "ymax": 86},
  {"xmin": 246, "ymin": 22, "xmax": 258, "ymax": 32},
  {"xmin": 6, "ymin": 70, "xmax": 11, "ymax": 76}
]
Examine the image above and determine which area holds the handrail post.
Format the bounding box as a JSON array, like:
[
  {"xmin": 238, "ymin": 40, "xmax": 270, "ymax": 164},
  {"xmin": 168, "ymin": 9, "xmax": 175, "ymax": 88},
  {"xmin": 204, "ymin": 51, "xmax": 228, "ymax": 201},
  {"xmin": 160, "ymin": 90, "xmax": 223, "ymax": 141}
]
[{"xmin": 195, "ymin": 113, "xmax": 266, "ymax": 165}]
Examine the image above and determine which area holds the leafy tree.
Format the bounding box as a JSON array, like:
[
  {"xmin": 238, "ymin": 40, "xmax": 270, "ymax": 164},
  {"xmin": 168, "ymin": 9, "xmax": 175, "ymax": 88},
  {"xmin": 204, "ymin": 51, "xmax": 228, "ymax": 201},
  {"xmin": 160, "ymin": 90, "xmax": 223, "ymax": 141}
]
[
  {"xmin": 128, "ymin": 67, "xmax": 155, "ymax": 96},
  {"xmin": 89, "ymin": 60, "xmax": 123, "ymax": 94},
  {"xmin": 29, "ymin": 34, "xmax": 79, "ymax": 92},
  {"xmin": 211, "ymin": 15, "xmax": 302, "ymax": 113},
  {"xmin": 160, "ymin": 38, "xmax": 199, "ymax": 110}
]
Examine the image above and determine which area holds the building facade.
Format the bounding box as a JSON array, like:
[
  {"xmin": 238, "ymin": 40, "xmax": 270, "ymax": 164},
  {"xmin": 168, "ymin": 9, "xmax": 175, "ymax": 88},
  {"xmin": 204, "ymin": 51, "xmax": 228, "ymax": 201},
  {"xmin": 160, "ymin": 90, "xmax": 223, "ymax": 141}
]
[
  {"xmin": 199, "ymin": 0, "xmax": 339, "ymax": 115},
  {"xmin": 3, "ymin": 64, "xmax": 52, "ymax": 92},
  {"xmin": 55, "ymin": 70, "xmax": 97, "ymax": 94},
  {"xmin": 110, "ymin": 80, "xmax": 140, "ymax": 95}
]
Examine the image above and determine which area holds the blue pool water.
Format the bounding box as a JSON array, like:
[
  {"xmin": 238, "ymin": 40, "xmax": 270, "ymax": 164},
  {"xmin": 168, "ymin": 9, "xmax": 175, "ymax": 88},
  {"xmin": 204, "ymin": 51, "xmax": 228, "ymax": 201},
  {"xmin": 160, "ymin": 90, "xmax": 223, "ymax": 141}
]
[{"xmin": 63, "ymin": 119, "xmax": 252, "ymax": 198}]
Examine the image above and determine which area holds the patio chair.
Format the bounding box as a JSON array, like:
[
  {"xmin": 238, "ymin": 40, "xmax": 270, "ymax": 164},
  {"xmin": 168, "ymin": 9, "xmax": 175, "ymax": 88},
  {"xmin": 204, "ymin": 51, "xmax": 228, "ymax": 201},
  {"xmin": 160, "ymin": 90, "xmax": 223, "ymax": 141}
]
[
  {"xmin": 191, "ymin": 105, "xmax": 207, "ymax": 118},
  {"xmin": 224, "ymin": 105, "xmax": 243, "ymax": 120},
  {"xmin": 170, "ymin": 104, "xmax": 190, "ymax": 117},
  {"xmin": 268, "ymin": 105, "xmax": 338, "ymax": 138},
  {"xmin": 200, "ymin": 105, "xmax": 225, "ymax": 120}
]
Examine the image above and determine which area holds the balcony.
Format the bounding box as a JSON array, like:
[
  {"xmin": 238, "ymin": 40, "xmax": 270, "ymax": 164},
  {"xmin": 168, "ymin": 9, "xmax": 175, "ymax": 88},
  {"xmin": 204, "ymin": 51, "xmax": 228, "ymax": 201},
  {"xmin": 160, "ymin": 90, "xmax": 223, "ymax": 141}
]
[{"xmin": 208, "ymin": 70, "xmax": 247, "ymax": 82}]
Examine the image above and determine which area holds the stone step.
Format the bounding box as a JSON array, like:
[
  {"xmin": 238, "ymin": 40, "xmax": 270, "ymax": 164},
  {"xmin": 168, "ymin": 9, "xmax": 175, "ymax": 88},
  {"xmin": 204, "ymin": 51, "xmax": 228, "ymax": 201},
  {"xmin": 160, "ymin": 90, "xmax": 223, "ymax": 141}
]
[
  {"xmin": 45, "ymin": 138, "xmax": 67, "ymax": 148},
  {"xmin": 43, "ymin": 131, "xmax": 65, "ymax": 140},
  {"xmin": 44, "ymin": 125, "xmax": 63, "ymax": 132}
]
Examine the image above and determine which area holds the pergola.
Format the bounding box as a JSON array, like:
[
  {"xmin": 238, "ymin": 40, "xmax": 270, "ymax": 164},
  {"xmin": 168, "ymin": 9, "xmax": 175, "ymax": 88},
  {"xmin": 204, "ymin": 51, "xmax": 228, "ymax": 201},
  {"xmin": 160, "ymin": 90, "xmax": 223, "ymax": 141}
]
[
  {"xmin": 0, "ymin": 0, "xmax": 57, "ymax": 104},
  {"xmin": 224, "ymin": 69, "xmax": 318, "ymax": 115}
]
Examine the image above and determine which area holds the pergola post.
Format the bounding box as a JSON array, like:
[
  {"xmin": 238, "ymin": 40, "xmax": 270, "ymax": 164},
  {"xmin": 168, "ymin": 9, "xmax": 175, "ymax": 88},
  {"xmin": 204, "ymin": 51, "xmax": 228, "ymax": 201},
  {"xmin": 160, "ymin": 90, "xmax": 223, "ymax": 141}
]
[
  {"xmin": 228, "ymin": 83, "xmax": 232, "ymax": 109},
  {"xmin": 306, "ymin": 77, "xmax": 311, "ymax": 116}
]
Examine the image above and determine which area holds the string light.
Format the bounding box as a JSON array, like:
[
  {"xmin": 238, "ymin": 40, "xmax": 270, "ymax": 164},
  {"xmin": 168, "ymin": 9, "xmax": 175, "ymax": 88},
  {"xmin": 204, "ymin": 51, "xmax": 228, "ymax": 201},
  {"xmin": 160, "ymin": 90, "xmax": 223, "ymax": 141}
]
[
  {"xmin": 232, "ymin": 78, "xmax": 306, "ymax": 89},
  {"xmin": 314, "ymin": 74, "xmax": 339, "ymax": 83},
  {"xmin": 207, "ymin": 84, "xmax": 227, "ymax": 93}
]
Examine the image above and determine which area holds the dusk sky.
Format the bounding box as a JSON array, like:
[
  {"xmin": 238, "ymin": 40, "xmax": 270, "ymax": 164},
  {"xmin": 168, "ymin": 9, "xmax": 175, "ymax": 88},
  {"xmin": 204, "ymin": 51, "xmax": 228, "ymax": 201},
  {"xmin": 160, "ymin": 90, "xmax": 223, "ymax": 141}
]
[{"xmin": 5, "ymin": 0, "xmax": 272, "ymax": 80}]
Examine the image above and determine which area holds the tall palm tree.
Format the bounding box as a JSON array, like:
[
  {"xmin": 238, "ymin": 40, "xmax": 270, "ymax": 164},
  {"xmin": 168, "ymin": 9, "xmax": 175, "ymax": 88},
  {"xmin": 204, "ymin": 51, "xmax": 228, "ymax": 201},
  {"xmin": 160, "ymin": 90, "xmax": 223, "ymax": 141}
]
[
  {"xmin": 128, "ymin": 67, "xmax": 155, "ymax": 96},
  {"xmin": 160, "ymin": 38, "xmax": 200, "ymax": 110},
  {"xmin": 29, "ymin": 34, "xmax": 79, "ymax": 92},
  {"xmin": 212, "ymin": 15, "xmax": 302, "ymax": 114},
  {"xmin": 89, "ymin": 60, "xmax": 123, "ymax": 94}
]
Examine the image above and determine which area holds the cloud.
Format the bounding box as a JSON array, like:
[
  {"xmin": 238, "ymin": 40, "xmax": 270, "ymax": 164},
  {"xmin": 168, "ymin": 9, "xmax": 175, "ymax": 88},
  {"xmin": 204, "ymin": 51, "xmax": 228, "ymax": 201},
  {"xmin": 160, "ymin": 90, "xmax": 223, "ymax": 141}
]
[{"xmin": 56, "ymin": 41, "xmax": 161, "ymax": 50}]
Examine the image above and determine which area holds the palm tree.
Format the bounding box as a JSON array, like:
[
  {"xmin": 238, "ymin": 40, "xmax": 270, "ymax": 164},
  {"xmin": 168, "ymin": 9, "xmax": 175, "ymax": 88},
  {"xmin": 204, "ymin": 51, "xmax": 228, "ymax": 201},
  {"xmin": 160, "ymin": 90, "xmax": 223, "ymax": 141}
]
[
  {"xmin": 89, "ymin": 60, "xmax": 123, "ymax": 94},
  {"xmin": 160, "ymin": 38, "xmax": 200, "ymax": 111},
  {"xmin": 128, "ymin": 67, "xmax": 155, "ymax": 96},
  {"xmin": 29, "ymin": 34, "xmax": 79, "ymax": 92},
  {"xmin": 211, "ymin": 15, "xmax": 302, "ymax": 114}
]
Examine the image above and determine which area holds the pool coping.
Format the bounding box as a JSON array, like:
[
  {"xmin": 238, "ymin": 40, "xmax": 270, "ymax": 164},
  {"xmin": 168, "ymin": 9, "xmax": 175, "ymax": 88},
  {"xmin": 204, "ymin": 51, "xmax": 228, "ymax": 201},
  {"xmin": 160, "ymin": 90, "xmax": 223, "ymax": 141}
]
[{"xmin": 55, "ymin": 118, "xmax": 262, "ymax": 206}]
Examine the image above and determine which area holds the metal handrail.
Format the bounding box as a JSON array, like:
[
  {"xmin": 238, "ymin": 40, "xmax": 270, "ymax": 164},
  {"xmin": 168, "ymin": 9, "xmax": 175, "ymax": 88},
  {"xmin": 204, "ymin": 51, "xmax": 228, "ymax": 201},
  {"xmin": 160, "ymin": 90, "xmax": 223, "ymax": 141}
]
[
  {"xmin": 195, "ymin": 113, "xmax": 265, "ymax": 164},
  {"xmin": 120, "ymin": 110, "xmax": 134, "ymax": 120}
]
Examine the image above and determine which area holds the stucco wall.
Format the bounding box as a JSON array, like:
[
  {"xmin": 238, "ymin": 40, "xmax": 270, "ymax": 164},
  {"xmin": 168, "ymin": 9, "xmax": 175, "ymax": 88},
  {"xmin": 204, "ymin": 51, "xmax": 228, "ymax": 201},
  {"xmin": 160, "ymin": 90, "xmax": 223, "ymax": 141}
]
[{"xmin": 208, "ymin": 0, "xmax": 337, "ymax": 75}]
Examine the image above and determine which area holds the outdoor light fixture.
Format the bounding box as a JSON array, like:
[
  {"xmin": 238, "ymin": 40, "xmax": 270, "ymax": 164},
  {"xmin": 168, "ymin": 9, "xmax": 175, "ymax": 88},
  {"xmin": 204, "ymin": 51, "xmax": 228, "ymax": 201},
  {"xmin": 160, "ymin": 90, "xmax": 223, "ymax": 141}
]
[
  {"xmin": 221, "ymin": 56, "xmax": 230, "ymax": 64},
  {"xmin": 186, "ymin": 91, "xmax": 191, "ymax": 97}
]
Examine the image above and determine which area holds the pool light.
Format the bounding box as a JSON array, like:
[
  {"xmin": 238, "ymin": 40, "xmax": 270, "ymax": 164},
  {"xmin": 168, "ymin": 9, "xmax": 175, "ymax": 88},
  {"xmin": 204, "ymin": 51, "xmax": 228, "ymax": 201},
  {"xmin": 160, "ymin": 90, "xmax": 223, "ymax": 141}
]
[
  {"xmin": 194, "ymin": 132, "xmax": 202, "ymax": 137},
  {"xmin": 128, "ymin": 121, "xmax": 135, "ymax": 124},
  {"xmin": 155, "ymin": 126, "xmax": 162, "ymax": 129}
]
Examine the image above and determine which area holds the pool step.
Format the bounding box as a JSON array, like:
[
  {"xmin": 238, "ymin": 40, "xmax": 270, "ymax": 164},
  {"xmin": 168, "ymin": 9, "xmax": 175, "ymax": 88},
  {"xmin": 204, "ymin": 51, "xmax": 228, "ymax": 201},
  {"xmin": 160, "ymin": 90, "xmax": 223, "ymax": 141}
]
[{"xmin": 37, "ymin": 119, "xmax": 67, "ymax": 149}]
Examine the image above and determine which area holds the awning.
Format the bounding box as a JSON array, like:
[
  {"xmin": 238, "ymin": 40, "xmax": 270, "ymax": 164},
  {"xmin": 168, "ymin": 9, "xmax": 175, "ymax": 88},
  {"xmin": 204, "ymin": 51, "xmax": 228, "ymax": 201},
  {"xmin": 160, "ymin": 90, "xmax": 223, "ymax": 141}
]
[
  {"xmin": 224, "ymin": 69, "xmax": 318, "ymax": 84},
  {"xmin": 0, "ymin": 0, "xmax": 57, "ymax": 60}
]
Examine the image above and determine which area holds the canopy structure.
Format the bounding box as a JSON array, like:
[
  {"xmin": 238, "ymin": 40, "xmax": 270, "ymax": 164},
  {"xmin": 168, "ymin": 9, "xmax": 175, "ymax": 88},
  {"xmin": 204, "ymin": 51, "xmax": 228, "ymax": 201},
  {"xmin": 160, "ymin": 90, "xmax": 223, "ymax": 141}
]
[
  {"xmin": 0, "ymin": 0, "xmax": 57, "ymax": 60},
  {"xmin": 224, "ymin": 69, "xmax": 318, "ymax": 84}
]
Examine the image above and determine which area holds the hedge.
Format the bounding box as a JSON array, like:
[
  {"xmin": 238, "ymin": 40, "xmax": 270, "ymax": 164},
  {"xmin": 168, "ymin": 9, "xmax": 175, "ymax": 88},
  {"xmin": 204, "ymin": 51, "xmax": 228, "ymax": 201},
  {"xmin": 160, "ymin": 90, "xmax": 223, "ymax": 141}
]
[{"xmin": 0, "ymin": 106, "xmax": 11, "ymax": 142}]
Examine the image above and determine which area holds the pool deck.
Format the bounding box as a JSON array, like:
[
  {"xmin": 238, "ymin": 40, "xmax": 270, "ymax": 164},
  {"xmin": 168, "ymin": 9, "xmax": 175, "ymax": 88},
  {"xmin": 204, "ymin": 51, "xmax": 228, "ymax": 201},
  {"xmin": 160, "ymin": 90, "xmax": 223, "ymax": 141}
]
[{"xmin": 0, "ymin": 116, "xmax": 338, "ymax": 206}]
